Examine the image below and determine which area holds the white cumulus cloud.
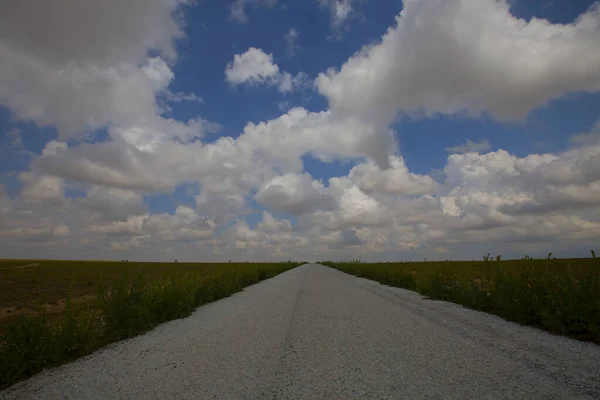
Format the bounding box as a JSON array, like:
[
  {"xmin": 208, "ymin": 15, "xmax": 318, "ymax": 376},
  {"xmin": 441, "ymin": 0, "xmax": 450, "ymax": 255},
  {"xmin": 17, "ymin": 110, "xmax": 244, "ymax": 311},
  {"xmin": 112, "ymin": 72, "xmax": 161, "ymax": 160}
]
[
  {"xmin": 1, "ymin": 0, "xmax": 600, "ymax": 261},
  {"xmin": 316, "ymin": 0, "xmax": 600, "ymax": 167},
  {"xmin": 446, "ymin": 139, "xmax": 492, "ymax": 154},
  {"xmin": 0, "ymin": 0, "xmax": 194, "ymax": 139},
  {"xmin": 225, "ymin": 47, "xmax": 310, "ymax": 93}
]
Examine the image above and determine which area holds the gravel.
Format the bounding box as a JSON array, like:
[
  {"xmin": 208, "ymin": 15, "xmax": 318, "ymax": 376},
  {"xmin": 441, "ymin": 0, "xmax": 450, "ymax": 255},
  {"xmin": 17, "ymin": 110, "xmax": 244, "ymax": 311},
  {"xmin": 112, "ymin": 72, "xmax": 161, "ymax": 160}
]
[{"xmin": 2, "ymin": 263, "xmax": 600, "ymax": 399}]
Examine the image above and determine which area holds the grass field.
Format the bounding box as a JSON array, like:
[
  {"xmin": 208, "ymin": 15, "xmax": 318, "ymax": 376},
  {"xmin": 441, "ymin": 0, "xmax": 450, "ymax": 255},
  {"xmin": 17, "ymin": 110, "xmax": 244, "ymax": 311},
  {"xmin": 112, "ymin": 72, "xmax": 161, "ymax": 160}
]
[
  {"xmin": 320, "ymin": 255, "xmax": 600, "ymax": 345},
  {"xmin": 0, "ymin": 259, "xmax": 293, "ymax": 324},
  {"xmin": 3, "ymin": 257, "xmax": 598, "ymax": 389},
  {"xmin": 0, "ymin": 259, "xmax": 304, "ymax": 389}
]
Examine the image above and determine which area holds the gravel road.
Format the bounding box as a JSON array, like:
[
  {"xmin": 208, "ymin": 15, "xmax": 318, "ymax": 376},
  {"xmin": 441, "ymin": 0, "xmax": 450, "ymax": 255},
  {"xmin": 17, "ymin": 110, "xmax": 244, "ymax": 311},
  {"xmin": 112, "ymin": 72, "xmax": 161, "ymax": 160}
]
[{"xmin": 2, "ymin": 263, "xmax": 600, "ymax": 399}]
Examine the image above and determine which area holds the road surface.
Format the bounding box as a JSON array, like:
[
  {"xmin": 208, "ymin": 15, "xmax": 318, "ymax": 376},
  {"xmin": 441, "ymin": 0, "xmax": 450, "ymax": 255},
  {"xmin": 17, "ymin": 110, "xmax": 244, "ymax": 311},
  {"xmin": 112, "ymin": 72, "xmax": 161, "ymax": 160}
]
[{"xmin": 2, "ymin": 264, "xmax": 600, "ymax": 399}]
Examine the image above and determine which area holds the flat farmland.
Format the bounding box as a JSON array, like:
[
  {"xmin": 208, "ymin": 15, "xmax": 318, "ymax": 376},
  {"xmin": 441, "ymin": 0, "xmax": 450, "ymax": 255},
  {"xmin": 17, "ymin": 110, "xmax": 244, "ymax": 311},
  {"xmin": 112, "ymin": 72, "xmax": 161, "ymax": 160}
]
[
  {"xmin": 321, "ymin": 257, "xmax": 600, "ymax": 344},
  {"xmin": 0, "ymin": 260, "xmax": 283, "ymax": 322},
  {"xmin": 3, "ymin": 264, "xmax": 599, "ymax": 399},
  {"xmin": 0, "ymin": 259, "xmax": 303, "ymax": 388}
]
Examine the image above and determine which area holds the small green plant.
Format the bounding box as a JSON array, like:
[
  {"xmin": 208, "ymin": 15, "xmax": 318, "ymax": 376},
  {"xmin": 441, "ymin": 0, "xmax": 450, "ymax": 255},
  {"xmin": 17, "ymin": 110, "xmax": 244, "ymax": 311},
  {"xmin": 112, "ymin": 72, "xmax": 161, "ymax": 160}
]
[
  {"xmin": 496, "ymin": 255, "xmax": 502, "ymax": 262},
  {"xmin": 592, "ymin": 250, "xmax": 596, "ymax": 259}
]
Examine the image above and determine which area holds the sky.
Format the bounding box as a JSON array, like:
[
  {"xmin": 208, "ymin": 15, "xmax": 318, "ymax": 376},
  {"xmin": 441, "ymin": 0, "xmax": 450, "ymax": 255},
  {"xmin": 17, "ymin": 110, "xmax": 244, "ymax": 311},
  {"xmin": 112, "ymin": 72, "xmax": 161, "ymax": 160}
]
[{"xmin": 1, "ymin": 0, "xmax": 600, "ymax": 262}]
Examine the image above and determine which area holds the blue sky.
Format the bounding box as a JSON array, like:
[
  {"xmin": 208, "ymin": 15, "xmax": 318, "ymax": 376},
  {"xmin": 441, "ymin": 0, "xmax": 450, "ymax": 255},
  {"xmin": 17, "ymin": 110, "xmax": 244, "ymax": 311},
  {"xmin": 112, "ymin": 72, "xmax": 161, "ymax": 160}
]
[{"xmin": 1, "ymin": 0, "xmax": 599, "ymax": 261}]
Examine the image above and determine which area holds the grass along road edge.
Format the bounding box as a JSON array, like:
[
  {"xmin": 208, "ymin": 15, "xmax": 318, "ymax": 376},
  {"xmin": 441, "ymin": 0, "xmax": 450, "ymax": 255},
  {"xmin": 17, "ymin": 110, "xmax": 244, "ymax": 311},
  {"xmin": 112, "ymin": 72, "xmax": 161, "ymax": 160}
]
[
  {"xmin": 0, "ymin": 262, "xmax": 304, "ymax": 389},
  {"xmin": 320, "ymin": 257, "xmax": 600, "ymax": 345}
]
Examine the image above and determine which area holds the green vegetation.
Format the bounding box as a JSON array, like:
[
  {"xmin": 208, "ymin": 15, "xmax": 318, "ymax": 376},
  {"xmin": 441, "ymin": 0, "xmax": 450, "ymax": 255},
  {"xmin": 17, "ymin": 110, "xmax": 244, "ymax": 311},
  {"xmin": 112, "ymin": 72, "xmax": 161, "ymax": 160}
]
[
  {"xmin": 0, "ymin": 260, "xmax": 303, "ymax": 389},
  {"xmin": 320, "ymin": 255, "xmax": 600, "ymax": 344}
]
